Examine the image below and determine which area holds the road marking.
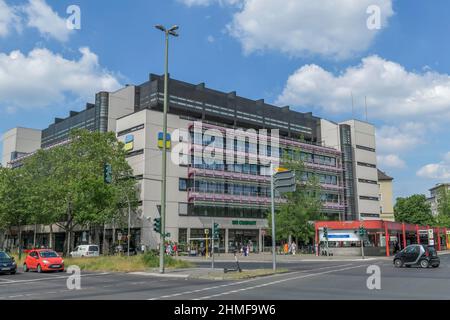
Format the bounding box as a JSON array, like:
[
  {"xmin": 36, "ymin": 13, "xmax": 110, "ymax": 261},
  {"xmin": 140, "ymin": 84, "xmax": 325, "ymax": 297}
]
[
  {"xmin": 0, "ymin": 272, "xmax": 110, "ymax": 285},
  {"xmin": 195, "ymin": 264, "xmax": 367, "ymax": 300},
  {"xmin": 148, "ymin": 263, "xmax": 357, "ymax": 300}
]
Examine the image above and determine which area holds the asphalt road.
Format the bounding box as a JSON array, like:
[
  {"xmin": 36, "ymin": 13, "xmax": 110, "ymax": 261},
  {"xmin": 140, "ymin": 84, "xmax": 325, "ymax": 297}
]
[{"xmin": 1, "ymin": 255, "xmax": 449, "ymax": 300}]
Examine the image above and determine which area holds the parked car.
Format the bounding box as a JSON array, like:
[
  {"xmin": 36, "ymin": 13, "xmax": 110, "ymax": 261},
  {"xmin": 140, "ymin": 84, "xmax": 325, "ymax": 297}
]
[
  {"xmin": 23, "ymin": 250, "xmax": 64, "ymax": 273},
  {"xmin": 70, "ymin": 245, "xmax": 100, "ymax": 258},
  {"xmin": 0, "ymin": 251, "xmax": 17, "ymax": 275},
  {"xmin": 393, "ymin": 244, "xmax": 440, "ymax": 268}
]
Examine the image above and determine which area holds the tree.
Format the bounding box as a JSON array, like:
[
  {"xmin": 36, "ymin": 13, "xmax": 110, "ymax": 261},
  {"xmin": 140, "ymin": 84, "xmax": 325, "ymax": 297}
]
[
  {"xmin": 394, "ymin": 194, "xmax": 435, "ymax": 226},
  {"xmin": 268, "ymin": 148, "xmax": 325, "ymax": 244},
  {"xmin": 436, "ymin": 188, "xmax": 450, "ymax": 228},
  {"xmin": 21, "ymin": 129, "xmax": 139, "ymax": 255},
  {"xmin": 0, "ymin": 167, "xmax": 31, "ymax": 257}
]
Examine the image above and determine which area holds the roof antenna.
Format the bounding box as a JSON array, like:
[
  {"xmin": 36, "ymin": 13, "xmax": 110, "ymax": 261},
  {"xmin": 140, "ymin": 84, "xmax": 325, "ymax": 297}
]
[
  {"xmin": 365, "ymin": 96, "xmax": 368, "ymax": 122},
  {"xmin": 351, "ymin": 91, "xmax": 355, "ymax": 119}
]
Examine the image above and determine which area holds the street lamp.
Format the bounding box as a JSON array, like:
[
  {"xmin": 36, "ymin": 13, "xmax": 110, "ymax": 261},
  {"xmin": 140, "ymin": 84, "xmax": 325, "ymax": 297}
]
[{"xmin": 154, "ymin": 24, "xmax": 179, "ymax": 274}]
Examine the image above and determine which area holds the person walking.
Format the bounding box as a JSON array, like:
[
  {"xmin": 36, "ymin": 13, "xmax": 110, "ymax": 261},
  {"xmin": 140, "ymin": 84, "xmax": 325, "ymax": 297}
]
[
  {"xmin": 292, "ymin": 242, "xmax": 297, "ymax": 256},
  {"xmin": 284, "ymin": 242, "xmax": 289, "ymax": 255}
]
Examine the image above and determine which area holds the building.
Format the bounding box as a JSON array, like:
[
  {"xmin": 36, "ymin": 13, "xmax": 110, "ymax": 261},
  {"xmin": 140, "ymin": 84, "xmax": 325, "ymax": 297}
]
[
  {"xmin": 378, "ymin": 170, "xmax": 395, "ymax": 221},
  {"xmin": 320, "ymin": 119, "xmax": 380, "ymax": 221},
  {"xmin": 427, "ymin": 183, "xmax": 450, "ymax": 216},
  {"xmin": 1, "ymin": 127, "xmax": 42, "ymax": 167},
  {"xmin": 1, "ymin": 73, "xmax": 380, "ymax": 253}
]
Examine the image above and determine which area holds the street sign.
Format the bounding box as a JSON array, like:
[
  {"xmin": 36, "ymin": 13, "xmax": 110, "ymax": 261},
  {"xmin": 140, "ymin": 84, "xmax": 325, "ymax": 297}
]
[
  {"xmin": 157, "ymin": 205, "xmax": 161, "ymax": 215},
  {"xmin": 204, "ymin": 229, "xmax": 209, "ymax": 235},
  {"xmin": 274, "ymin": 170, "xmax": 296, "ymax": 194},
  {"xmin": 428, "ymin": 229, "xmax": 434, "ymax": 239}
]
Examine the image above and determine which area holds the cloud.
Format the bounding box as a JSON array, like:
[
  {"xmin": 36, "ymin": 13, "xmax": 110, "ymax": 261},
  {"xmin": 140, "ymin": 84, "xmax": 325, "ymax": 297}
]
[
  {"xmin": 376, "ymin": 123, "xmax": 425, "ymax": 153},
  {"xmin": 378, "ymin": 154, "xmax": 406, "ymax": 169},
  {"xmin": 227, "ymin": 0, "xmax": 393, "ymax": 59},
  {"xmin": 0, "ymin": 0, "xmax": 21, "ymax": 37},
  {"xmin": 0, "ymin": 47, "xmax": 121, "ymax": 110},
  {"xmin": 277, "ymin": 55, "xmax": 450, "ymax": 121},
  {"xmin": 207, "ymin": 35, "xmax": 215, "ymax": 43},
  {"xmin": 179, "ymin": 0, "xmax": 242, "ymax": 7},
  {"xmin": 23, "ymin": 0, "xmax": 72, "ymax": 42},
  {"xmin": 417, "ymin": 152, "xmax": 450, "ymax": 180}
]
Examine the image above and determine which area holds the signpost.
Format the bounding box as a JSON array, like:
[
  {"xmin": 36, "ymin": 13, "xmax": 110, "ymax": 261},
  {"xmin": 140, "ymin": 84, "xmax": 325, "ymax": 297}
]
[
  {"xmin": 359, "ymin": 225, "xmax": 366, "ymax": 260},
  {"xmin": 270, "ymin": 165, "xmax": 296, "ymax": 271},
  {"xmin": 204, "ymin": 229, "xmax": 209, "ymax": 259}
]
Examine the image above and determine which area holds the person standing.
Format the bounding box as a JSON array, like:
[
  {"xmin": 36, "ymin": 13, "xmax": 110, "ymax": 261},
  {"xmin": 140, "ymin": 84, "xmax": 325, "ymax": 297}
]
[{"xmin": 292, "ymin": 242, "xmax": 297, "ymax": 256}]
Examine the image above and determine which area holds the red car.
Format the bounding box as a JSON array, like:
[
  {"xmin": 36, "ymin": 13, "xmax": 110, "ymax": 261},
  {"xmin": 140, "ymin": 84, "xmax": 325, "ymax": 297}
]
[{"xmin": 23, "ymin": 250, "xmax": 65, "ymax": 273}]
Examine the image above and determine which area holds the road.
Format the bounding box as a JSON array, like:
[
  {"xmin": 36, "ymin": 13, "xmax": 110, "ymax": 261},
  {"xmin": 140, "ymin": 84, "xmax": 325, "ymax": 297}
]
[{"xmin": 1, "ymin": 255, "xmax": 449, "ymax": 300}]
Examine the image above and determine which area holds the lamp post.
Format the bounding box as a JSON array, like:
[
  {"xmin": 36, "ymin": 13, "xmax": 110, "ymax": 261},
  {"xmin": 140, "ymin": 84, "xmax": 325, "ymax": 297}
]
[{"xmin": 155, "ymin": 24, "xmax": 179, "ymax": 274}]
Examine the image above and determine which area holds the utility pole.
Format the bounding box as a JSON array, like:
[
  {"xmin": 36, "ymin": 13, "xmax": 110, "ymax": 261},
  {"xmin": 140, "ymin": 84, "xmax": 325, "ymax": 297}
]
[
  {"xmin": 211, "ymin": 219, "xmax": 215, "ymax": 270},
  {"xmin": 126, "ymin": 193, "xmax": 131, "ymax": 257},
  {"xmin": 155, "ymin": 24, "xmax": 179, "ymax": 274}
]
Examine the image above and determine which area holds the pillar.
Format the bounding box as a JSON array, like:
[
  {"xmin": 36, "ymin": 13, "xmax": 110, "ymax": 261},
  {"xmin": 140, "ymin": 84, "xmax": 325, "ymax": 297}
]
[
  {"xmin": 385, "ymin": 223, "xmax": 390, "ymax": 257},
  {"xmin": 402, "ymin": 223, "xmax": 407, "ymax": 249},
  {"xmin": 416, "ymin": 225, "xmax": 420, "ymax": 244},
  {"xmin": 258, "ymin": 229, "xmax": 262, "ymax": 253},
  {"xmin": 225, "ymin": 228, "xmax": 229, "ymax": 254},
  {"xmin": 437, "ymin": 227, "xmax": 441, "ymax": 251}
]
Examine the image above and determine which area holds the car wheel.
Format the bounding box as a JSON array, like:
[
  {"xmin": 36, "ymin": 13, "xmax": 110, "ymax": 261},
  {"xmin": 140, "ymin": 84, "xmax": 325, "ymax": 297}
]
[
  {"xmin": 394, "ymin": 259, "xmax": 403, "ymax": 268},
  {"xmin": 23, "ymin": 264, "xmax": 28, "ymax": 272},
  {"xmin": 37, "ymin": 264, "xmax": 42, "ymax": 273},
  {"xmin": 420, "ymin": 260, "xmax": 429, "ymax": 269}
]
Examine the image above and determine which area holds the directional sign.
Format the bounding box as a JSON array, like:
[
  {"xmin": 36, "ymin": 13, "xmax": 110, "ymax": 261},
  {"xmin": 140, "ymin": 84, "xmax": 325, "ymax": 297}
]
[
  {"xmin": 428, "ymin": 229, "xmax": 434, "ymax": 240},
  {"xmin": 274, "ymin": 170, "xmax": 296, "ymax": 194}
]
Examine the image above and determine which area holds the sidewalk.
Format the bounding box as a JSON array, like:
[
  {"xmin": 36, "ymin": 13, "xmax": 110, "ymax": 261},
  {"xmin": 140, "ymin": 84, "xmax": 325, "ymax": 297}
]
[{"xmin": 176, "ymin": 253, "xmax": 387, "ymax": 263}]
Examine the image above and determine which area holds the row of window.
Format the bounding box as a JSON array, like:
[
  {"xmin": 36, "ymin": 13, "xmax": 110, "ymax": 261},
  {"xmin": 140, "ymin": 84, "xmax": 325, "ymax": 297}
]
[
  {"xmin": 300, "ymin": 172, "xmax": 339, "ymax": 185},
  {"xmin": 187, "ymin": 205, "xmax": 267, "ymax": 219}
]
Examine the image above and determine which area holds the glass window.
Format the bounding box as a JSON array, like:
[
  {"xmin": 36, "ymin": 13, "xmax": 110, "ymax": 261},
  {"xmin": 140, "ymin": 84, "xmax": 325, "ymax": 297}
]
[{"xmin": 179, "ymin": 178, "xmax": 188, "ymax": 191}]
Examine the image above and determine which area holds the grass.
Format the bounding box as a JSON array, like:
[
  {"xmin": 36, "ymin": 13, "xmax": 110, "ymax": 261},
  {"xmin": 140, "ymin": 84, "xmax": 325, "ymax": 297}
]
[{"xmin": 11, "ymin": 252, "xmax": 193, "ymax": 273}]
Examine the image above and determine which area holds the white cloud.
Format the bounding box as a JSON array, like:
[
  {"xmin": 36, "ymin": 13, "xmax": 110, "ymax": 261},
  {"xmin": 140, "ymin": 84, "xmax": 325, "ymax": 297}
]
[
  {"xmin": 277, "ymin": 55, "xmax": 450, "ymax": 121},
  {"xmin": 378, "ymin": 154, "xmax": 406, "ymax": 169},
  {"xmin": 417, "ymin": 152, "xmax": 450, "ymax": 180},
  {"xmin": 23, "ymin": 0, "xmax": 72, "ymax": 42},
  {"xmin": 227, "ymin": 0, "xmax": 393, "ymax": 59},
  {"xmin": 179, "ymin": 0, "xmax": 242, "ymax": 7},
  {"xmin": 0, "ymin": 0, "xmax": 20, "ymax": 37},
  {"xmin": 207, "ymin": 35, "xmax": 215, "ymax": 43},
  {"xmin": 376, "ymin": 123, "xmax": 425, "ymax": 153},
  {"xmin": 0, "ymin": 47, "xmax": 121, "ymax": 110}
]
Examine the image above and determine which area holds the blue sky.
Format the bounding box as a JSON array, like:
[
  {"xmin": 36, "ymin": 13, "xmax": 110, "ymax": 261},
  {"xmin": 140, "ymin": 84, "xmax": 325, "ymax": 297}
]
[{"xmin": 1, "ymin": 0, "xmax": 450, "ymax": 200}]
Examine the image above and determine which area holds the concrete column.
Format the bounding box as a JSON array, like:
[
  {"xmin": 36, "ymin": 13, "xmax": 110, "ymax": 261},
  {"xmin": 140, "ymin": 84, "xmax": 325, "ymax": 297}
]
[
  {"xmin": 258, "ymin": 229, "xmax": 262, "ymax": 253},
  {"xmin": 225, "ymin": 228, "xmax": 229, "ymax": 254}
]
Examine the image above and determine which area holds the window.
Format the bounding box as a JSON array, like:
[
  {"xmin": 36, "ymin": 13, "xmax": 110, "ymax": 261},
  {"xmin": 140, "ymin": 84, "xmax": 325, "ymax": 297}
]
[
  {"xmin": 356, "ymin": 145, "xmax": 376, "ymax": 152},
  {"xmin": 357, "ymin": 162, "xmax": 377, "ymax": 169},
  {"xmin": 179, "ymin": 178, "xmax": 188, "ymax": 191},
  {"xmin": 178, "ymin": 203, "xmax": 188, "ymax": 216},
  {"xmin": 360, "ymin": 196, "xmax": 379, "ymax": 201}
]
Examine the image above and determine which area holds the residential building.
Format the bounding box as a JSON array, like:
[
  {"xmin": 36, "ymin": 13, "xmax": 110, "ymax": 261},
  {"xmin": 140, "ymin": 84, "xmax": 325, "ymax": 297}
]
[
  {"xmin": 378, "ymin": 170, "xmax": 395, "ymax": 221},
  {"xmin": 428, "ymin": 183, "xmax": 450, "ymax": 216}
]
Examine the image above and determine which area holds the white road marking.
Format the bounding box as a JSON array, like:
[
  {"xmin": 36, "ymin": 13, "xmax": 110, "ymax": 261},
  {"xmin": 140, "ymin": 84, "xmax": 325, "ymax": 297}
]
[
  {"xmin": 148, "ymin": 263, "xmax": 357, "ymax": 300},
  {"xmin": 0, "ymin": 272, "xmax": 110, "ymax": 285},
  {"xmin": 195, "ymin": 264, "xmax": 367, "ymax": 300}
]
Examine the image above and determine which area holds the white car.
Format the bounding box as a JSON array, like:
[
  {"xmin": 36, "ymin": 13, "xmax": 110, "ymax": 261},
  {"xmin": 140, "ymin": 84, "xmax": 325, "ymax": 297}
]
[{"xmin": 70, "ymin": 245, "xmax": 100, "ymax": 258}]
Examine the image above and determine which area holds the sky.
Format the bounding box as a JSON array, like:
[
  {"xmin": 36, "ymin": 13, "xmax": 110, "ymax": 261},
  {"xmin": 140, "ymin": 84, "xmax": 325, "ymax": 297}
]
[{"xmin": 1, "ymin": 0, "xmax": 450, "ymax": 200}]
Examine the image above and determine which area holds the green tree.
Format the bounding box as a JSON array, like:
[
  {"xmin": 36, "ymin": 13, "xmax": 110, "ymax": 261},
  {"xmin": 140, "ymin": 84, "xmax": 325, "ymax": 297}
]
[
  {"xmin": 268, "ymin": 148, "xmax": 325, "ymax": 244},
  {"xmin": 21, "ymin": 129, "xmax": 138, "ymax": 255},
  {"xmin": 436, "ymin": 188, "xmax": 450, "ymax": 227},
  {"xmin": 394, "ymin": 194, "xmax": 435, "ymax": 226},
  {"xmin": 0, "ymin": 167, "xmax": 31, "ymax": 258}
]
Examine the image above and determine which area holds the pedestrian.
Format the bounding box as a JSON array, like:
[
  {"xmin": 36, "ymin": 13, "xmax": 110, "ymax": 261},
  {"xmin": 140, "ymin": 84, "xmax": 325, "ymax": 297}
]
[
  {"xmin": 284, "ymin": 242, "xmax": 289, "ymax": 255},
  {"xmin": 292, "ymin": 242, "xmax": 297, "ymax": 256},
  {"xmin": 173, "ymin": 242, "xmax": 178, "ymax": 256}
]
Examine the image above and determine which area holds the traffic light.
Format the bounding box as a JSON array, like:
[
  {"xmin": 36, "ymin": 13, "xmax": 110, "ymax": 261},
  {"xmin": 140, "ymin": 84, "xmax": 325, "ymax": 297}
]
[
  {"xmin": 213, "ymin": 223, "xmax": 220, "ymax": 240},
  {"xmin": 103, "ymin": 163, "xmax": 112, "ymax": 184},
  {"xmin": 153, "ymin": 218, "xmax": 161, "ymax": 234},
  {"xmin": 359, "ymin": 226, "xmax": 366, "ymax": 236},
  {"xmin": 323, "ymin": 227, "xmax": 328, "ymax": 239}
]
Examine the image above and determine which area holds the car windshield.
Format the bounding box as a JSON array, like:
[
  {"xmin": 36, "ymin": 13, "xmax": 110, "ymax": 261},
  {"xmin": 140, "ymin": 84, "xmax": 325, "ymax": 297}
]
[
  {"xmin": 0, "ymin": 252, "xmax": 11, "ymax": 259},
  {"xmin": 39, "ymin": 251, "xmax": 58, "ymax": 258},
  {"xmin": 89, "ymin": 246, "xmax": 99, "ymax": 251}
]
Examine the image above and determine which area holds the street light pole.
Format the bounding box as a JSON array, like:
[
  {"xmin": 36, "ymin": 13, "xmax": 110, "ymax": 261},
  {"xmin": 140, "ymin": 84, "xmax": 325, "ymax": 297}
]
[
  {"xmin": 126, "ymin": 193, "xmax": 131, "ymax": 257},
  {"xmin": 155, "ymin": 24, "xmax": 179, "ymax": 274},
  {"xmin": 270, "ymin": 163, "xmax": 276, "ymax": 271}
]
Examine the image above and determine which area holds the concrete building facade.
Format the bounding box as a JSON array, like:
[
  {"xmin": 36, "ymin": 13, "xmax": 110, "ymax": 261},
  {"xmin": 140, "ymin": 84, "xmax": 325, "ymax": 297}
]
[
  {"xmin": 378, "ymin": 170, "xmax": 395, "ymax": 221},
  {"xmin": 1, "ymin": 74, "xmax": 380, "ymax": 253}
]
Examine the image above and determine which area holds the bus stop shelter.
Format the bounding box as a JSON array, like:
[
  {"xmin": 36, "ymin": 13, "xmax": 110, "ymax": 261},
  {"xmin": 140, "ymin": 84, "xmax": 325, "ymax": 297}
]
[{"xmin": 315, "ymin": 220, "xmax": 449, "ymax": 257}]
